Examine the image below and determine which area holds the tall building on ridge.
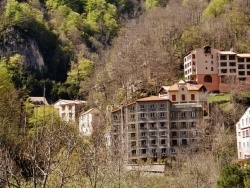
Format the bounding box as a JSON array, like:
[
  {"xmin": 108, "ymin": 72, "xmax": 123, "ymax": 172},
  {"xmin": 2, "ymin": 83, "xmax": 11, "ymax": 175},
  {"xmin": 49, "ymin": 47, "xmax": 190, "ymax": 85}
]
[
  {"xmin": 184, "ymin": 46, "xmax": 220, "ymax": 92},
  {"xmin": 184, "ymin": 45, "xmax": 250, "ymax": 92}
]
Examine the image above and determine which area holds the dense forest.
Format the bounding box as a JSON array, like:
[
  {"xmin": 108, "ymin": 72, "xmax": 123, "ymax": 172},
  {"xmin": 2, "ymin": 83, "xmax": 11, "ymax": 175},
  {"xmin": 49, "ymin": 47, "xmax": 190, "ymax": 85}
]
[{"xmin": 1, "ymin": 0, "xmax": 250, "ymax": 187}]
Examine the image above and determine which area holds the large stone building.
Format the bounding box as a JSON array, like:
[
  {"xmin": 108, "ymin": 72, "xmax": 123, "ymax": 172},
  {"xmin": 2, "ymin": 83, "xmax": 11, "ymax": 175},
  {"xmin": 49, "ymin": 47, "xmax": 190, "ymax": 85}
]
[
  {"xmin": 111, "ymin": 81, "xmax": 205, "ymax": 163},
  {"xmin": 236, "ymin": 107, "xmax": 250, "ymax": 160},
  {"xmin": 184, "ymin": 45, "xmax": 250, "ymax": 92}
]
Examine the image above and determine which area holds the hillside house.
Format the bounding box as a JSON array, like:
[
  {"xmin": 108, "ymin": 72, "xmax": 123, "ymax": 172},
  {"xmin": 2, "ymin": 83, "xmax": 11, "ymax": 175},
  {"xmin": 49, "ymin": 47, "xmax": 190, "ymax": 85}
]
[
  {"xmin": 53, "ymin": 99, "xmax": 86, "ymax": 122},
  {"xmin": 79, "ymin": 108, "xmax": 101, "ymax": 136}
]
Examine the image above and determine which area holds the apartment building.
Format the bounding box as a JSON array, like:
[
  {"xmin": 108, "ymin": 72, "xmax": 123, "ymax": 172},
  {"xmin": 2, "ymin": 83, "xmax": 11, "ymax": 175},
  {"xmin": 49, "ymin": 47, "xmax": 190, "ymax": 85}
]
[
  {"xmin": 111, "ymin": 93, "xmax": 204, "ymax": 163},
  {"xmin": 79, "ymin": 108, "xmax": 101, "ymax": 136},
  {"xmin": 53, "ymin": 99, "xmax": 86, "ymax": 122},
  {"xmin": 184, "ymin": 46, "xmax": 250, "ymax": 92},
  {"xmin": 236, "ymin": 107, "xmax": 250, "ymax": 160},
  {"xmin": 184, "ymin": 46, "xmax": 220, "ymax": 91}
]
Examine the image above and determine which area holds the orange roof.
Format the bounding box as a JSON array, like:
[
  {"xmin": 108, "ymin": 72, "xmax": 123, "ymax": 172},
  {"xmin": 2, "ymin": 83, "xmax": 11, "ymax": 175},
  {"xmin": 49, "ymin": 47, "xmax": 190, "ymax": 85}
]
[
  {"xmin": 136, "ymin": 96, "xmax": 169, "ymax": 102},
  {"xmin": 165, "ymin": 83, "xmax": 204, "ymax": 91}
]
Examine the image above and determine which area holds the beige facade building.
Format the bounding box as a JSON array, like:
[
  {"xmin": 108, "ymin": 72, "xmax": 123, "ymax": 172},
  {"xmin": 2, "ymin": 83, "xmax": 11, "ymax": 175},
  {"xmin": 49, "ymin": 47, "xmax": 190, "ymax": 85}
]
[
  {"xmin": 53, "ymin": 99, "xmax": 86, "ymax": 122},
  {"xmin": 79, "ymin": 108, "xmax": 101, "ymax": 136},
  {"xmin": 158, "ymin": 80, "xmax": 207, "ymax": 103},
  {"xmin": 184, "ymin": 46, "xmax": 250, "ymax": 92},
  {"xmin": 111, "ymin": 93, "xmax": 204, "ymax": 163},
  {"xmin": 184, "ymin": 46, "xmax": 220, "ymax": 91}
]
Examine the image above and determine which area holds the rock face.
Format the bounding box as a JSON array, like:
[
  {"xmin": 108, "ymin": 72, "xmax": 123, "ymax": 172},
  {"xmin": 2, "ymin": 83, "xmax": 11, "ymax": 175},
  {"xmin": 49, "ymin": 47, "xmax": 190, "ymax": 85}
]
[{"xmin": 0, "ymin": 27, "xmax": 46, "ymax": 72}]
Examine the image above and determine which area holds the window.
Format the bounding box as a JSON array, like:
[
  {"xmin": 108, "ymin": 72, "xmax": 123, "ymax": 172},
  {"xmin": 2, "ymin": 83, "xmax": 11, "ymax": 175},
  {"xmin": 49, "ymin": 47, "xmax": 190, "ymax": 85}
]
[
  {"xmin": 151, "ymin": 140, "xmax": 156, "ymax": 145},
  {"xmin": 150, "ymin": 104, "xmax": 155, "ymax": 109},
  {"xmin": 191, "ymin": 111, "xmax": 196, "ymax": 118},
  {"xmin": 247, "ymin": 130, "xmax": 249, "ymax": 137},
  {"xmin": 160, "ymin": 122, "xmax": 166, "ymax": 127},
  {"xmin": 172, "ymin": 140, "xmax": 178, "ymax": 146},
  {"xmin": 161, "ymin": 148, "xmax": 167, "ymax": 155},
  {"xmin": 220, "ymin": 55, "xmax": 226, "ymax": 60},
  {"xmin": 238, "ymin": 132, "xmax": 241, "ymax": 136},
  {"xmin": 141, "ymin": 140, "xmax": 146, "ymax": 146},
  {"xmin": 131, "ymin": 133, "xmax": 136, "ymax": 139},
  {"xmin": 160, "ymin": 131, "xmax": 166, "ymax": 136},
  {"xmin": 191, "ymin": 94, "xmax": 195, "ymax": 100},
  {"xmin": 172, "ymin": 131, "xmax": 177, "ymax": 137},
  {"xmin": 181, "ymin": 122, "xmax": 187, "ymax": 128},
  {"xmin": 238, "ymin": 64, "xmax": 245, "ymax": 69},
  {"xmin": 150, "ymin": 123, "xmax": 156, "ymax": 128},
  {"xmin": 181, "ymin": 112, "xmax": 186, "ymax": 118},
  {"xmin": 62, "ymin": 113, "xmax": 66, "ymax": 118},
  {"xmin": 161, "ymin": 139, "xmax": 166, "ymax": 145},
  {"xmin": 230, "ymin": 69, "xmax": 236, "ymax": 73},
  {"xmin": 141, "ymin": 132, "xmax": 146, "ymax": 137},
  {"xmin": 160, "ymin": 103, "xmax": 165, "ymax": 109},
  {"xmin": 172, "ymin": 95, "xmax": 176, "ymax": 101},
  {"xmin": 211, "ymin": 67, "xmax": 213, "ymax": 71},
  {"xmin": 181, "ymin": 131, "xmax": 187, "ymax": 137},
  {"xmin": 140, "ymin": 113, "xmax": 145, "ymax": 119},
  {"xmin": 69, "ymin": 105, "xmax": 72, "ymax": 110},
  {"xmin": 239, "ymin": 71, "xmax": 245, "ymax": 76},
  {"xmin": 130, "ymin": 106, "xmax": 135, "ymax": 111},
  {"xmin": 160, "ymin": 112, "xmax": 166, "ymax": 118},
  {"xmin": 150, "ymin": 131, "xmax": 156, "ymax": 136},
  {"xmin": 181, "ymin": 94, "xmax": 185, "ymax": 101},
  {"xmin": 243, "ymin": 131, "xmax": 246, "ymax": 138},
  {"xmin": 130, "ymin": 114, "xmax": 135, "ymax": 120},
  {"xmin": 141, "ymin": 149, "xmax": 146, "ymax": 154},
  {"xmin": 191, "ymin": 122, "xmax": 196, "ymax": 127},
  {"xmin": 220, "ymin": 62, "xmax": 227, "ymax": 67},
  {"xmin": 229, "ymin": 55, "xmax": 236, "ymax": 60},
  {"xmin": 130, "ymin": 124, "xmax": 136, "ymax": 130},
  {"xmin": 62, "ymin": 106, "xmax": 65, "ymax": 111},
  {"xmin": 150, "ymin": 113, "xmax": 155, "ymax": 119},
  {"xmin": 182, "ymin": 139, "xmax": 187, "ymax": 145},
  {"xmin": 140, "ymin": 123, "xmax": 146, "ymax": 129},
  {"xmin": 152, "ymin": 149, "xmax": 157, "ymax": 156},
  {"xmin": 171, "ymin": 122, "xmax": 177, "ymax": 128},
  {"xmin": 171, "ymin": 112, "xmax": 175, "ymax": 118},
  {"xmin": 221, "ymin": 69, "xmax": 227, "ymax": 74},
  {"xmin": 171, "ymin": 148, "xmax": 176, "ymax": 154},
  {"xmin": 238, "ymin": 57, "xmax": 244, "ymax": 62},
  {"xmin": 229, "ymin": 62, "xmax": 236, "ymax": 66},
  {"xmin": 192, "ymin": 54, "xmax": 195, "ymax": 59},
  {"xmin": 131, "ymin": 141, "xmax": 136, "ymax": 147},
  {"xmin": 69, "ymin": 113, "xmax": 73, "ymax": 119},
  {"xmin": 204, "ymin": 75, "xmax": 212, "ymax": 82},
  {"xmin": 140, "ymin": 105, "xmax": 145, "ymax": 110},
  {"xmin": 131, "ymin": 150, "xmax": 136, "ymax": 156}
]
